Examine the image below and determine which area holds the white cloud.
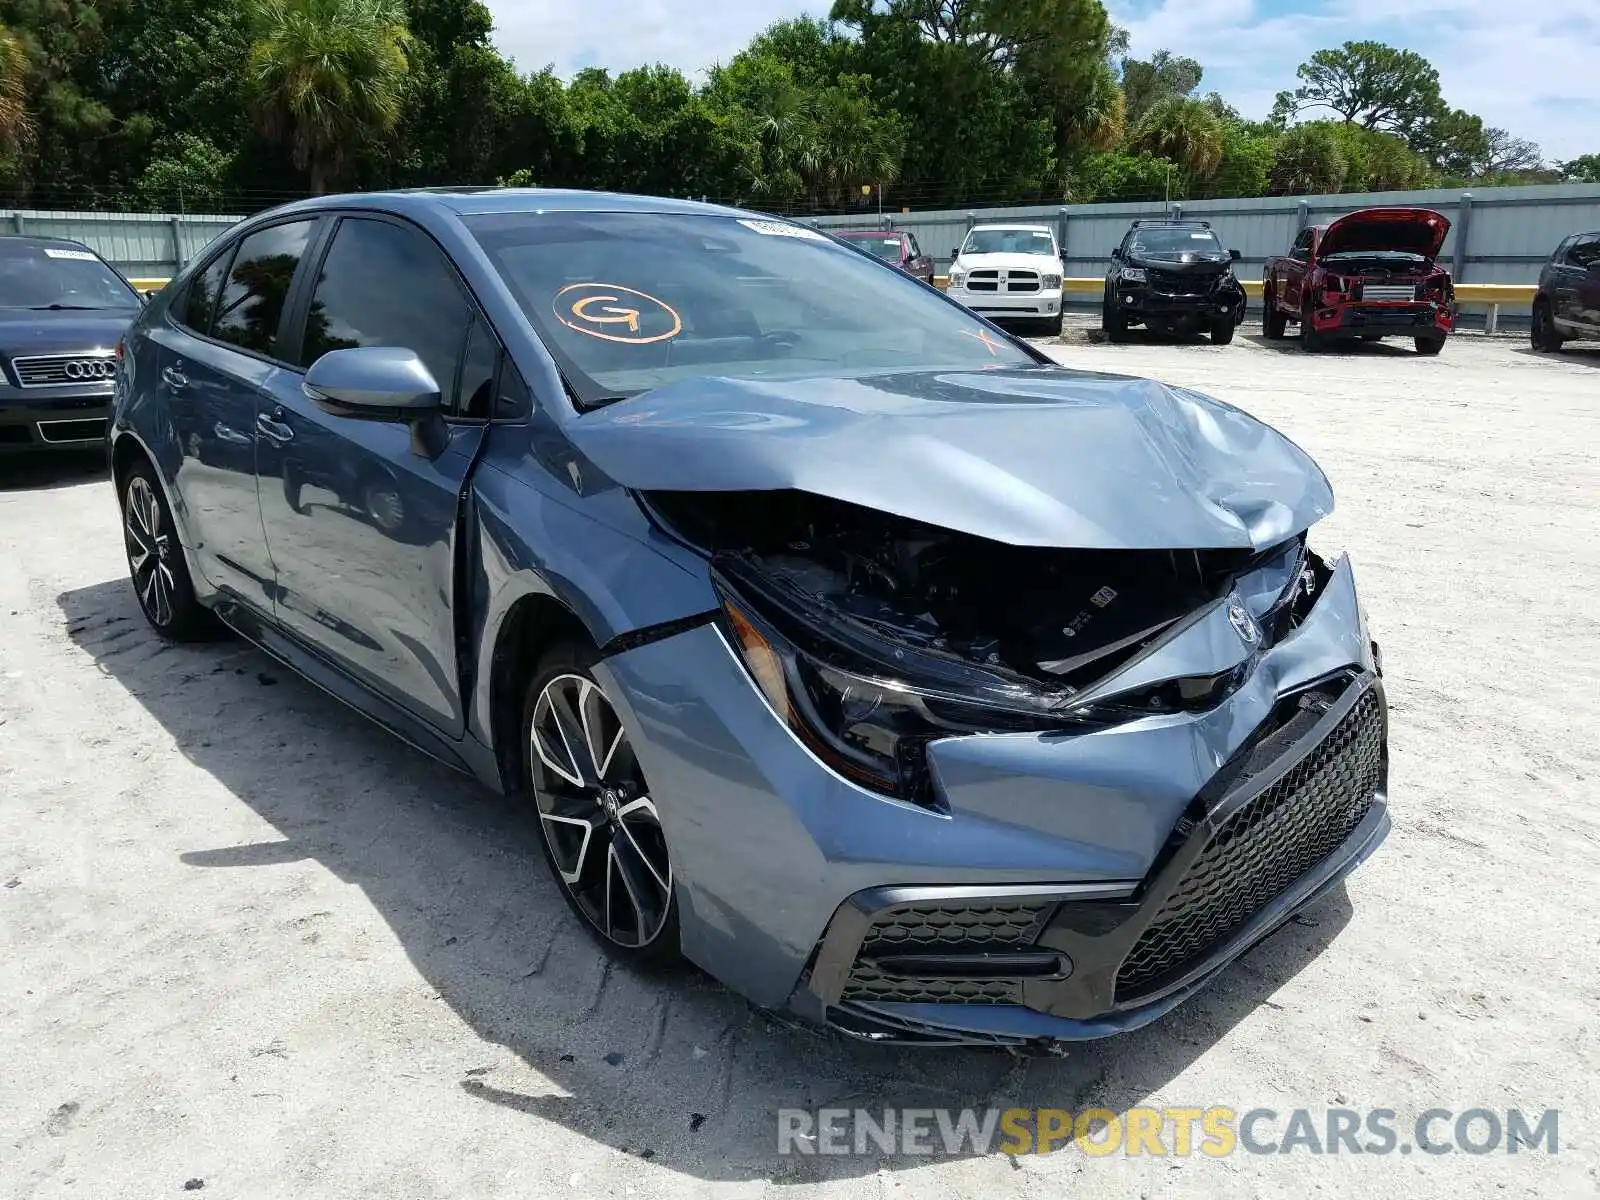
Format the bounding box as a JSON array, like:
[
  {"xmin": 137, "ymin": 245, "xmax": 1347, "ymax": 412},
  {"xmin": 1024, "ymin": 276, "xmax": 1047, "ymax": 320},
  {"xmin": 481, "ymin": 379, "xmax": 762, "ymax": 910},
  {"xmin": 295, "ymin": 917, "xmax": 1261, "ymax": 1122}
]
[
  {"xmin": 480, "ymin": 0, "xmax": 1599, "ymax": 161},
  {"xmin": 482, "ymin": 0, "xmax": 809, "ymax": 78}
]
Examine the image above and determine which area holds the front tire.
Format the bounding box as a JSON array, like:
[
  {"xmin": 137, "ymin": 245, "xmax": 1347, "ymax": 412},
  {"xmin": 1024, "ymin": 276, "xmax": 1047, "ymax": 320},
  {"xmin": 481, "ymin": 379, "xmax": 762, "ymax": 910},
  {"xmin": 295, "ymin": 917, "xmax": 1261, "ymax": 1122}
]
[
  {"xmin": 120, "ymin": 461, "xmax": 214, "ymax": 641},
  {"xmin": 1209, "ymin": 317, "xmax": 1235, "ymax": 346},
  {"xmin": 1300, "ymin": 304, "xmax": 1324, "ymax": 352},
  {"xmin": 523, "ymin": 642, "xmax": 680, "ymax": 967},
  {"xmin": 1414, "ymin": 334, "xmax": 1446, "ymax": 356},
  {"xmin": 1531, "ymin": 300, "xmax": 1565, "ymax": 352},
  {"xmin": 1101, "ymin": 296, "xmax": 1129, "ymax": 343}
]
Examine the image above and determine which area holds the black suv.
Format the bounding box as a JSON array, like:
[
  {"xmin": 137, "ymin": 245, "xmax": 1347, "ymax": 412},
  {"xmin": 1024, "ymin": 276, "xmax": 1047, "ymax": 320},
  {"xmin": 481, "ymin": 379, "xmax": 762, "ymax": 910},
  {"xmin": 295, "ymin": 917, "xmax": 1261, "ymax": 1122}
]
[
  {"xmin": 1102, "ymin": 219, "xmax": 1246, "ymax": 344},
  {"xmin": 1531, "ymin": 229, "xmax": 1600, "ymax": 351},
  {"xmin": 0, "ymin": 235, "xmax": 143, "ymax": 456}
]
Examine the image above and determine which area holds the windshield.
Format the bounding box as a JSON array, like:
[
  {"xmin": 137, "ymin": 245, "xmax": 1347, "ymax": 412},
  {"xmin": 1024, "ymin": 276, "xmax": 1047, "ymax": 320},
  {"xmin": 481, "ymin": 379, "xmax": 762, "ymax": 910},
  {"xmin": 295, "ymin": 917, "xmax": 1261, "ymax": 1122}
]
[
  {"xmin": 962, "ymin": 229, "xmax": 1056, "ymax": 257},
  {"xmin": 840, "ymin": 233, "xmax": 904, "ymax": 262},
  {"xmin": 467, "ymin": 211, "xmax": 1035, "ymax": 407},
  {"xmin": 0, "ymin": 244, "xmax": 139, "ymax": 309},
  {"xmin": 1127, "ymin": 228, "xmax": 1224, "ymax": 255}
]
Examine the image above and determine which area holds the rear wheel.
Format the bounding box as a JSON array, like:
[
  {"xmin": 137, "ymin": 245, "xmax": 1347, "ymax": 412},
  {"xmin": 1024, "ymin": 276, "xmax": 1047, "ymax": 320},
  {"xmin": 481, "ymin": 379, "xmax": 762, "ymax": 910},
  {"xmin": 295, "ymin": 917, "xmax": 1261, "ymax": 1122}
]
[
  {"xmin": 1414, "ymin": 334, "xmax": 1446, "ymax": 356},
  {"xmin": 1531, "ymin": 299, "xmax": 1565, "ymax": 352},
  {"xmin": 523, "ymin": 642, "xmax": 680, "ymax": 967},
  {"xmin": 1101, "ymin": 296, "xmax": 1129, "ymax": 343},
  {"xmin": 1209, "ymin": 317, "xmax": 1235, "ymax": 346},
  {"xmin": 120, "ymin": 461, "xmax": 214, "ymax": 641},
  {"xmin": 1263, "ymin": 288, "xmax": 1287, "ymax": 339}
]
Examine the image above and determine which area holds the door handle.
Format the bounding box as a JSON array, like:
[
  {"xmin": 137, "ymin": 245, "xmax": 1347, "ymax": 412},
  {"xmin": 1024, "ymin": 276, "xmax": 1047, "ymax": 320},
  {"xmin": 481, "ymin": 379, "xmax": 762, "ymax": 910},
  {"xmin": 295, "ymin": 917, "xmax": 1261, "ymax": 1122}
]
[
  {"xmin": 256, "ymin": 409, "xmax": 294, "ymax": 444},
  {"xmin": 161, "ymin": 365, "xmax": 188, "ymax": 390}
]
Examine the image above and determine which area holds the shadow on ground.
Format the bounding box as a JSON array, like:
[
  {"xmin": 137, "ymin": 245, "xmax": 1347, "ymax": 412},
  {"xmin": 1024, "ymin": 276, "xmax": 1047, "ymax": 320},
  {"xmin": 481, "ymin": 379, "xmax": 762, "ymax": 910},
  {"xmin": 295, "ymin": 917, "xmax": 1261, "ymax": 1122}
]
[
  {"xmin": 0, "ymin": 450, "xmax": 107, "ymax": 493},
  {"xmin": 59, "ymin": 577, "xmax": 1357, "ymax": 1184},
  {"xmin": 1509, "ymin": 343, "xmax": 1600, "ymax": 367},
  {"xmin": 1242, "ymin": 332, "xmax": 1422, "ymax": 357}
]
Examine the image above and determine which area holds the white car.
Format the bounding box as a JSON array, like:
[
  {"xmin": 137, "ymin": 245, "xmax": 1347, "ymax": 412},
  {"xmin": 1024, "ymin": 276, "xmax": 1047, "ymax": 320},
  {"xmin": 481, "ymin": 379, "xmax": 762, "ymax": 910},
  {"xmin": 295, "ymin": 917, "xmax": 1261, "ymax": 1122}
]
[{"xmin": 945, "ymin": 224, "xmax": 1065, "ymax": 334}]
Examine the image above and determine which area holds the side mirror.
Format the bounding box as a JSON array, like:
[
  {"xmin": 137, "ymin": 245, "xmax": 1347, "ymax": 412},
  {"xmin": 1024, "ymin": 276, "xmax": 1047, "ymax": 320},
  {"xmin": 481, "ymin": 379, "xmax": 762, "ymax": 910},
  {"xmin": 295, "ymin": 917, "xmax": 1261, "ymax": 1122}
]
[
  {"xmin": 1110, "ymin": 248, "xmax": 1120, "ymax": 260},
  {"xmin": 304, "ymin": 347, "xmax": 442, "ymax": 420},
  {"xmin": 1230, "ymin": 248, "xmax": 1242, "ymax": 261},
  {"xmin": 950, "ymin": 247, "xmax": 960, "ymax": 259}
]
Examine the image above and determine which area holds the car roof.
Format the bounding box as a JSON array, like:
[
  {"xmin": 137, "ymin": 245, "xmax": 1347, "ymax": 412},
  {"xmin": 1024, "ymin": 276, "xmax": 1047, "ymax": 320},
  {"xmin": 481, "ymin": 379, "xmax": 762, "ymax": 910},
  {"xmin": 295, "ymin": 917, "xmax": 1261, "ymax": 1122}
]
[
  {"xmin": 0, "ymin": 234, "xmax": 99, "ymax": 254},
  {"xmin": 969, "ymin": 223, "xmax": 1052, "ymax": 232},
  {"xmin": 256, "ymin": 187, "xmax": 759, "ymax": 223}
]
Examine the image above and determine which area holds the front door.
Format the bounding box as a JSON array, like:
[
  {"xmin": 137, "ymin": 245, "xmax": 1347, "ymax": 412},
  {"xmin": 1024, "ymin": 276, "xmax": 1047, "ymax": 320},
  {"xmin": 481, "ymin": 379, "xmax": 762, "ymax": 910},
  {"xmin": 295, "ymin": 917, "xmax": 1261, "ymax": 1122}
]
[
  {"xmin": 154, "ymin": 218, "xmax": 319, "ymax": 609},
  {"xmin": 254, "ymin": 214, "xmax": 498, "ymax": 736},
  {"xmin": 1569, "ymin": 235, "xmax": 1600, "ymax": 331}
]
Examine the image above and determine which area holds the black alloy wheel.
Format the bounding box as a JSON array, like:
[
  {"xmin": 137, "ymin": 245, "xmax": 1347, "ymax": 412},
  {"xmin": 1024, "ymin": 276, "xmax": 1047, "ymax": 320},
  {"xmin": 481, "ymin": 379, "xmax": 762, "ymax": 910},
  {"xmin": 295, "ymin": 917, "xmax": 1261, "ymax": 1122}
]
[
  {"xmin": 121, "ymin": 462, "xmax": 213, "ymax": 641},
  {"xmin": 524, "ymin": 645, "xmax": 679, "ymax": 964}
]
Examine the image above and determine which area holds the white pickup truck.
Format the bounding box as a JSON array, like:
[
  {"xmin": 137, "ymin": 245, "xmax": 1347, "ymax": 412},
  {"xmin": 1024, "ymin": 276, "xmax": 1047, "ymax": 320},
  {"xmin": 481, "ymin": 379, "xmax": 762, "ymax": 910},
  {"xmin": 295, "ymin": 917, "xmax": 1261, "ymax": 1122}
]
[{"xmin": 944, "ymin": 223, "xmax": 1065, "ymax": 335}]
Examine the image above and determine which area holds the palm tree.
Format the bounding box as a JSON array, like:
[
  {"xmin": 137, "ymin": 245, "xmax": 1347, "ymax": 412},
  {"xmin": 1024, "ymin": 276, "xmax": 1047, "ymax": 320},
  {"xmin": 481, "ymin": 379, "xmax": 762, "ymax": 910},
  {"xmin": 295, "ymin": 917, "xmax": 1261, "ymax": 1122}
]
[
  {"xmin": 0, "ymin": 22, "xmax": 33, "ymax": 158},
  {"xmin": 1059, "ymin": 63, "xmax": 1125, "ymax": 154},
  {"xmin": 795, "ymin": 83, "xmax": 903, "ymax": 210},
  {"xmin": 1130, "ymin": 95, "xmax": 1225, "ymax": 184},
  {"xmin": 245, "ymin": 0, "xmax": 411, "ymax": 195}
]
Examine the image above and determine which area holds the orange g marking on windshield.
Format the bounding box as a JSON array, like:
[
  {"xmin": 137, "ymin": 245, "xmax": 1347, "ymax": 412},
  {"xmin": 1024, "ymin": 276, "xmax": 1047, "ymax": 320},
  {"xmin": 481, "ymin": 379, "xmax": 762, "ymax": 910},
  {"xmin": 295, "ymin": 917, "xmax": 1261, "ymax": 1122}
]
[
  {"xmin": 554, "ymin": 283, "xmax": 683, "ymax": 344},
  {"xmin": 961, "ymin": 327, "xmax": 1006, "ymax": 356}
]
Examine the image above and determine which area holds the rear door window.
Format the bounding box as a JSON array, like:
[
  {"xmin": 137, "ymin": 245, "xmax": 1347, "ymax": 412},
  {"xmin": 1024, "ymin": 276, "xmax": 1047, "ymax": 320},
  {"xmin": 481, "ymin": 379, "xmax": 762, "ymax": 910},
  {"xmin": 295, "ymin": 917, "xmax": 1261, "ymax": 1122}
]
[
  {"xmin": 211, "ymin": 220, "xmax": 316, "ymax": 358},
  {"xmin": 1568, "ymin": 235, "xmax": 1600, "ymax": 271},
  {"xmin": 177, "ymin": 251, "xmax": 232, "ymax": 335}
]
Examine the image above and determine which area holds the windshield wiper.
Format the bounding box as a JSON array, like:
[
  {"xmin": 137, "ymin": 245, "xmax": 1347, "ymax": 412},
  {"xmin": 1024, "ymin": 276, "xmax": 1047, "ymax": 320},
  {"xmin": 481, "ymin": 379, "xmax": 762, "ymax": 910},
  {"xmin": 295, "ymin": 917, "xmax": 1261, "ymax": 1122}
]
[{"xmin": 28, "ymin": 303, "xmax": 119, "ymax": 311}]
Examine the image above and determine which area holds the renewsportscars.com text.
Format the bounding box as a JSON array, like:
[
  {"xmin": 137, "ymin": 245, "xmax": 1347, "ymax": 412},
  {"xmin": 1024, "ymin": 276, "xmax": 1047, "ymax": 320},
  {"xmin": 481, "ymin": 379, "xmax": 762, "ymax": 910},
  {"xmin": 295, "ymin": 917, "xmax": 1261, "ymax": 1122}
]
[{"xmin": 777, "ymin": 1106, "xmax": 1560, "ymax": 1158}]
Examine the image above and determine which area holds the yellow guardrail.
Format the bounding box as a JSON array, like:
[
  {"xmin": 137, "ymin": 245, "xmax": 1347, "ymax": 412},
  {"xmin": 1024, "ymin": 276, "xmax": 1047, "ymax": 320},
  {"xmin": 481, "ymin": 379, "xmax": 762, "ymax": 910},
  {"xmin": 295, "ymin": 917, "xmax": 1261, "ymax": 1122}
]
[{"xmin": 130, "ymin": 277, "xmax": 170, "ymax": 291}]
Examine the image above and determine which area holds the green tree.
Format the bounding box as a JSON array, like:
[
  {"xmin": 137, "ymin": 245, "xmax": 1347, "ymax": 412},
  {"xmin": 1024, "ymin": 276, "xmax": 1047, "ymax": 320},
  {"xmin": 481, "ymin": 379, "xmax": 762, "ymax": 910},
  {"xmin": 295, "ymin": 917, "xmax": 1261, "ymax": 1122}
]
[
  {"xmin": 1068, "ymin": 149, "xmax": 1177, "ymax": 202},
  {"xmin": 0, "ymin": 20, "xmax": 31, "ymax": 162},
  {"xmin": 244, "ymin": 0, "xmax": 412, "ymax": 195},
  {"xmin": 1328, "ymin": 123, "xmax": 1435, "ymax": 191},
  {"xmin": 1270, "ymin": 121, "xmax": 1349, "ymax": 195},
  {"xmin": 1205, "ymin": 127, "xmax": 1277, "ymax": 198},
  {"xmin": 1270, "ymin": 41, "xmax": 1441, "ymax": 139},
  {"xmin": 135, "ymin": 133, "xmax": 236, "ymax": 210},
  {"xmin": 1129, "ymin": 95, "xmax": 1224, "ymax": 184},
  {"xmin": 1120, "ymin": 49, "xmax": 1201, "ymax": 123},
  {"xmin": 1557, "ymin": 154, "xmax": 1600, "ymax": 183}
]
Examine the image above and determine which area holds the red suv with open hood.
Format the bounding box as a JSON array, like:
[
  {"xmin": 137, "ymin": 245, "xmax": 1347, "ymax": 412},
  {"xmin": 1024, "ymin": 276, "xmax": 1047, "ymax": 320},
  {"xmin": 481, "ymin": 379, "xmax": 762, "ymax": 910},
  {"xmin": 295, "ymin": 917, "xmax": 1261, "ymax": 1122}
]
[{"xmin": 1262, "ymin": 207, "xmax": 1456, "ymax": 354}]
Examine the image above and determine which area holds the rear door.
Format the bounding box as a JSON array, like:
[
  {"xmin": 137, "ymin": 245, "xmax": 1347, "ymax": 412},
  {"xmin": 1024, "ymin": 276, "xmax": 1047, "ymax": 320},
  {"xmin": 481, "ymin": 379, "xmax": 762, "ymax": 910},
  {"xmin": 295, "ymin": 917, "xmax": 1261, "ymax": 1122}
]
[
  {"xmin": 1284, "ymin": 228, "xmax": 1315, "ymax": 311},
  {"xmin": 150, "ymin": 218, "xmax": 320, "ymax": 610},
  {"xmin": 1567, "ymin": 234, "xmax": 1600, "ymax": 330},
  {"xmin": 254, "ymin": 213, "xmax": 493, "ymax": 736}
]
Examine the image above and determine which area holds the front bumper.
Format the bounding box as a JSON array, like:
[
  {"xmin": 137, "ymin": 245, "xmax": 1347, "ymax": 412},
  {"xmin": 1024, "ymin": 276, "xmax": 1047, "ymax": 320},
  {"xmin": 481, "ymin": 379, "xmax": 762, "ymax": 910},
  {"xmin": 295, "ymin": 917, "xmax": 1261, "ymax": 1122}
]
[
  {"xmin": 946, "ymin": 286, "xmax": 1063, "ymax": 321},
  {"xmin": 597, "ymin": 552, "xmax": 1385, "ymax": 1042},
  {"xmin": 1115, "ymin": 282, "xmax": 1246, "ymax": 325},
  {"xmin": 0, "ymin": 389, "xmax": 113, "ymax": 453},
  {"xmin": 1311, "ymin": 300, "xmax": 1454, "ymax": 335}
]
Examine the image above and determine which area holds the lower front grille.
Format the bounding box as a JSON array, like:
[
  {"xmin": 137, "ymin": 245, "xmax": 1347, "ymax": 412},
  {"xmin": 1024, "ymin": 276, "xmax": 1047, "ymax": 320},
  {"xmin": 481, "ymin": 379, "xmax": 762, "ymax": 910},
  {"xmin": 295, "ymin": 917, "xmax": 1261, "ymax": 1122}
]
[
  {"xmin": 1114, "ymin": 686, "xmax": 1384, "ymax": 1002},
  {"xmin": 840, "ymin": 901, "xmax": 1050, "ymax": 1005},
  {"xmin": 37, "ymin": 418, "xmax": 108, "ymax": 443}
]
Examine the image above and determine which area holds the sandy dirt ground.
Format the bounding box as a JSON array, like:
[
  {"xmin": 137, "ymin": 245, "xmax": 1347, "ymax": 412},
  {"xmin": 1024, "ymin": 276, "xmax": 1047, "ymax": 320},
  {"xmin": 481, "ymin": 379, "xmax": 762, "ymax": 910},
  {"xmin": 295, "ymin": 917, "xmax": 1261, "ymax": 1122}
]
[{"xmin": 2, "ymin": 330, "xmax": 1597, "ymax": 1199}]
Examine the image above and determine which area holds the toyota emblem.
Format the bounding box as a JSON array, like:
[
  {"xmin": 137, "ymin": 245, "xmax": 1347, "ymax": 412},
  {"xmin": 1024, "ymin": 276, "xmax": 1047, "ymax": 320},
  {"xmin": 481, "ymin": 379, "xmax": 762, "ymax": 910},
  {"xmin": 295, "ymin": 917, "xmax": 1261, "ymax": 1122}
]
[
  {"xmin": 64, "ymin": 358, "xmax": 115, "ymax": 381},
  {"xmin": 1227, "ymin": 595, "xmax": 1259, "ymax": 645}
]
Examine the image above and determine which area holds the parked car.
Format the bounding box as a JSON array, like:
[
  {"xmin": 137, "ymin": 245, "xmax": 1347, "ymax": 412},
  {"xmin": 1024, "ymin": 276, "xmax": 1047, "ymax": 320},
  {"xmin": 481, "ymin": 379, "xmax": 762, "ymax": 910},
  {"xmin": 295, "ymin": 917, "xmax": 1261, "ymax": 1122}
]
[
  {"xmin": 1531, "ymin": 229, "xmax": 1600, "ymax": 351},
  {"xmin": 1262, "ymin": 207, "xmax": 1455, "ymax": 354},
  {"xmin": 1102, "ymin": 219, "xmax": 1246, "ymax": 344},
  {"xmin": 945, "ymin": 223, "xmax": 1065, "ymax": 334},
  {"xmin": 0, "ymin": 235, "xmax": 144, "ymax": 456},
  {"xmin": 833, "ymin": 229, "xmax": 936, "ymax": 284},
  {"xmin": 112, "ymin": 190, "xmax": 1388, "ymax": 1050}
]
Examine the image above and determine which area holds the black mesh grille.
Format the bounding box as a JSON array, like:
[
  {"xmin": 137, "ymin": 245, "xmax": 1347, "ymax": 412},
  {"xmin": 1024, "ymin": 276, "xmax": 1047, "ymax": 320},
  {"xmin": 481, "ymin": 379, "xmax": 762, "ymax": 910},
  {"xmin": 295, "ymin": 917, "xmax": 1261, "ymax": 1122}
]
[
  {"xmin": 841, "ymin": 902, "xmax": 1049, "ymax": 1005},
  {"xmin": 1115, "ymin": 688, "xmax": 1384, "ymax": 1001}
]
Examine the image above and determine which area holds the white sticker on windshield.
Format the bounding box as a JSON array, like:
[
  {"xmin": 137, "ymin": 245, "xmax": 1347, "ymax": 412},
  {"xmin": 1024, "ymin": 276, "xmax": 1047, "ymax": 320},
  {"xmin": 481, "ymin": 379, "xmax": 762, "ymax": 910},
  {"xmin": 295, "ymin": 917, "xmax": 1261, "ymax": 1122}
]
[
  {"xmin": 1191, "ymin": 233, "xmax": 1213, "ymax": 239},
  {"xmin": 44, "ymin": 247, "xmax": 99, "ymax": 261},
  {"xmin": 738, "ymin": 218, "xmax": 827, "ymax": 241}
]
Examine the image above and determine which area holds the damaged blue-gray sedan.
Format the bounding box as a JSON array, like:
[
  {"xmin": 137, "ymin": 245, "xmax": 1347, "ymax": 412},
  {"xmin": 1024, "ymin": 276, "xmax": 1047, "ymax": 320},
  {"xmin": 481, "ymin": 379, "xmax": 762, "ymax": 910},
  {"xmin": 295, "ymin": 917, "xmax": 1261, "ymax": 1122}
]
[{"xmin": 109, "ymin": 190, "xmax": 1388, "ymax": 1050}]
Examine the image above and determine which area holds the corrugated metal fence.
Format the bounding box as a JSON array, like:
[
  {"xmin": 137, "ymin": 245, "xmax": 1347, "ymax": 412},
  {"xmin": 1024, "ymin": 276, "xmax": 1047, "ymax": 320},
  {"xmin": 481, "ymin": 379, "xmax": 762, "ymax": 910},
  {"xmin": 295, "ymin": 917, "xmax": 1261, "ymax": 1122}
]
[
  {"xmin": 812, "ymin": 182, "xmax": 1600, "ymax": 319},
  {"xmin": 8, "ymin": 180, "xmax": 1600, "ymax": 318},
  {"xmin": 1, "ymin": 209, "xmax": 241, "ymax": 282}
]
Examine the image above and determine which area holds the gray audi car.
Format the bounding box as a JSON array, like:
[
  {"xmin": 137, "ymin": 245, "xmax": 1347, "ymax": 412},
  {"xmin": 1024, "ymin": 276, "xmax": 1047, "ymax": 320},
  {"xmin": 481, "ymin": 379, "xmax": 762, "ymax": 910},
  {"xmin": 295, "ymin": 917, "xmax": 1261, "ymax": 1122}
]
[
  {"xmin": 0, "ymin": 235, "xmax": 142, "ymax": 456},
  {"xmin": 109, "ymin": 189, "xmax": 1388, "ymax": 1049}
]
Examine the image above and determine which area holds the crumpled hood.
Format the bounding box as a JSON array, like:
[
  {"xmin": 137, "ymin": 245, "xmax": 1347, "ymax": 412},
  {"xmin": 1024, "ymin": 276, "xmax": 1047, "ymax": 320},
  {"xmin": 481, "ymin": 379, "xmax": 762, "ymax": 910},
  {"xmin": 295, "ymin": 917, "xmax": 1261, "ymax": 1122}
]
[
  {"xmin": 568, "ymin": 367, "xmax": 1333, "ymax": 550},
  {"xmin": 953, "ymin": 252, "xmax": 1061, "ymax": 274},
  {"xmin": 1129, "ymin": 250, "xmax": 1232, "ymax": 273},
  {"xmin": 1319, "ymin": 208, "xmax": 1449, "ymax": 261}
]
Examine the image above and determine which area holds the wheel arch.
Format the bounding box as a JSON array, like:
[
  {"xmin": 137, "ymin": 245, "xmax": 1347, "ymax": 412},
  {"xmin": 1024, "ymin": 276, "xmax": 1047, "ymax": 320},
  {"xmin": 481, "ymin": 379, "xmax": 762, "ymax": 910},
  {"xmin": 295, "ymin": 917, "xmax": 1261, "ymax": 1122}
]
[{"xmin": 481, "ymin": 586, "xmax": 596, "ymax": 794}]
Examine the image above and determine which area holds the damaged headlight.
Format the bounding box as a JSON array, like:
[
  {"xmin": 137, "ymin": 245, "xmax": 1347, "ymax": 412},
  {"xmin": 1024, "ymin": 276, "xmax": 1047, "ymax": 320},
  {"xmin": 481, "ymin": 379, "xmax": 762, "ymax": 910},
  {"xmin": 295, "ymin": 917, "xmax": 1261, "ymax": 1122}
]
[
  {"xmin": 715, "ymin": 558, "xmax": 1123, "ymax": 807},
  {"xmin": 1119, "ymin": 266, "xmax": 1147, "ymax": 283}
]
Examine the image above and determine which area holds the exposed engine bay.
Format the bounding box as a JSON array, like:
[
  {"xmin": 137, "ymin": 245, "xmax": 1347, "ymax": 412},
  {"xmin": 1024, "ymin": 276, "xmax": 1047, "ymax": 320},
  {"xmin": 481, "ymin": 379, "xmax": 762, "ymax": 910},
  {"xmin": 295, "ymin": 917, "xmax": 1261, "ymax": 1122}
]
[{"xmin": 646, "ymin": 489, "xmax": 1327, "ymax": 698}]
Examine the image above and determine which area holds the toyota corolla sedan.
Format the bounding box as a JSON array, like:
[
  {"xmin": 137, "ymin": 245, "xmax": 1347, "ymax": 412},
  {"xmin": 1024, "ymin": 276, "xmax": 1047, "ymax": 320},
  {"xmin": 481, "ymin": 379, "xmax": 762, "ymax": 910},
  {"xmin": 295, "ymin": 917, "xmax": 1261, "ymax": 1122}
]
[
  {"xmin": 0, "ymin": 235, "xmax": 143, "ymax": 456},
  {"xmin": 110, "ymin": 190, "xmax": 1388, "ymax": 1050}
]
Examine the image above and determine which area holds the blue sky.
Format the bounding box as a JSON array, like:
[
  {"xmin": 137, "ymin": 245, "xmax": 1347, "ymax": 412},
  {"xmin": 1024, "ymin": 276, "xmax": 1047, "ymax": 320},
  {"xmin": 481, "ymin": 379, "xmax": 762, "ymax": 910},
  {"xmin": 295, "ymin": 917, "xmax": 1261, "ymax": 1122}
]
[{"xmin": 482, "ymin": 0, "xmax": 1598, "ymax": 162}]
